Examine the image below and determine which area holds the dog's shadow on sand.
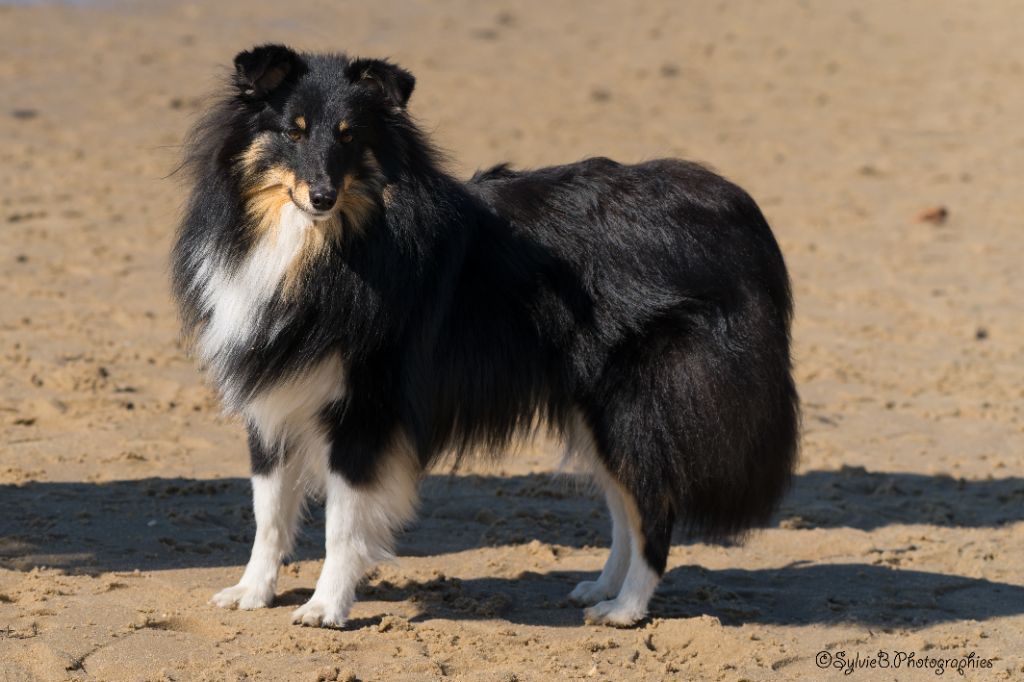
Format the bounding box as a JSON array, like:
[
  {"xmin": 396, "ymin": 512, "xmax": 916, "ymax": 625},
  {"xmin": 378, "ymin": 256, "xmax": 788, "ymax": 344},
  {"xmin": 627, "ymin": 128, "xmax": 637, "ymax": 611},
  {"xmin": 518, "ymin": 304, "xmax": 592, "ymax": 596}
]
[
  {"xmin": 2, "ymin": 469, "xmax": 1023, "ymax": 626},
  {"xmin": 347, "ymin": 561, "xmax": 1024, "ymax": 629}
]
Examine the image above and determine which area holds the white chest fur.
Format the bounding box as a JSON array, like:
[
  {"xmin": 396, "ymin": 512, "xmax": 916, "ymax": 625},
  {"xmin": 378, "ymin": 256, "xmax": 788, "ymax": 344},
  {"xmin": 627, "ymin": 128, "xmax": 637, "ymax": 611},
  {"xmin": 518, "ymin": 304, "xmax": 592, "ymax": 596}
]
[
  {"xmin": 197, "ymin": 203, "xmax": 314, "ymax": 372},
  {"xmin": 243, "ymin": 353, "xmax": 346, "ymax": 456},
  {"xmin": 190, "ymin": 204, "xmax": 345, "ymax": 432}
]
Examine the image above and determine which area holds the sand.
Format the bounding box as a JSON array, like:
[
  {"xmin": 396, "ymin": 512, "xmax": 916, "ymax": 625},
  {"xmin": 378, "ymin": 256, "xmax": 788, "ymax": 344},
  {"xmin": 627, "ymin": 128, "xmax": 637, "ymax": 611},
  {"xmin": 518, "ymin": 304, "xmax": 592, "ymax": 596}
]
[{"xmin": 1, "ymin": 0, "xmax": 1022, "ymax": 679}]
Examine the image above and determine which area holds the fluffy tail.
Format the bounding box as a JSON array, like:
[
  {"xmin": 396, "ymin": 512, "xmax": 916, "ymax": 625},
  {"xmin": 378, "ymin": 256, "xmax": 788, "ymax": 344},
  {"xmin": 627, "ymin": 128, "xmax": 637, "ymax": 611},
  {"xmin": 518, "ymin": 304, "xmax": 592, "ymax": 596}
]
[
  {"xmin": 672, "ymin": 289, "xmax": 799, "ymax": 539},
  {"xmin": 592, "ymin": 207, "xmax": 799, "ymax": 547}
]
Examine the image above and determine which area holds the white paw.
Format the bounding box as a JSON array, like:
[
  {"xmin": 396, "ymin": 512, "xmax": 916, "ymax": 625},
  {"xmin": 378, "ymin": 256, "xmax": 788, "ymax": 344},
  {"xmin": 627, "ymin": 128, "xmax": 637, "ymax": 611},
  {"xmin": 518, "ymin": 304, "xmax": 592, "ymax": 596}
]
[
  {"xmin": 569, "ymin": 579, "xmax": 616, "ymax": 606},
  {"xmin": 291, "ymin": 598, "xmax": 348, "ymax": 628},
  {"xmin": 584, "ymin": 598, "xmax": 646, "ymax": 627},
  {"xmin": 210, "ymin": 583, "xmax": 274, "ymax": 610}
]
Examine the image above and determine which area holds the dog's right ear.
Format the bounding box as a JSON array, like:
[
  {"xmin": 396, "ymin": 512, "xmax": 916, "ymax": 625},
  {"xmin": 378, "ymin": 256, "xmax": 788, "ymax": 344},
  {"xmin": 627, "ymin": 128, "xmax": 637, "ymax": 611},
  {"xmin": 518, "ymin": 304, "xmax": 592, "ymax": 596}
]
[{"xmin": 233, "ymin": 44, "xmax": 299, "ymax": 99}]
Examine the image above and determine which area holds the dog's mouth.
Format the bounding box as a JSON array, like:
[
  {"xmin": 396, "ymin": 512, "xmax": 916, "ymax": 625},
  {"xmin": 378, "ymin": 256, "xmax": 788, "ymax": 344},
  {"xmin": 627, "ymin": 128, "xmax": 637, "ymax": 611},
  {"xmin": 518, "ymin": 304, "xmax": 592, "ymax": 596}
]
[{"xmin": 288, "ymin": 190, "xmax": 335, "ymax": 222}]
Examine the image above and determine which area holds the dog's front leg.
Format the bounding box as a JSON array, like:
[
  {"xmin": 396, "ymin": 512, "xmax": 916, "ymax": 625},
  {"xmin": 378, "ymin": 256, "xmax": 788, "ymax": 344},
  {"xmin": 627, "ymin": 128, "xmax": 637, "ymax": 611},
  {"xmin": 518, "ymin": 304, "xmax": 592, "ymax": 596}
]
[
  {"xmin": 292, "ymin": 440, "xmax": 419, "ymax": 628},
  {"xmin": 212, "ymin": 428, "xmax": 304, "ymax": 610}
]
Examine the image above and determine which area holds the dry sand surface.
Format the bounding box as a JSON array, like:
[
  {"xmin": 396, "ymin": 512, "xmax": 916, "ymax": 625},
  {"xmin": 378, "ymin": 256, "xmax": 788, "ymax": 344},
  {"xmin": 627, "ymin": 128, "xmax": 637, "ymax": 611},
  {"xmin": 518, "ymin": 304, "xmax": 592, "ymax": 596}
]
[{"xmin": 2, "ymin": 0, "xmax": 1023, "ymax": 680}]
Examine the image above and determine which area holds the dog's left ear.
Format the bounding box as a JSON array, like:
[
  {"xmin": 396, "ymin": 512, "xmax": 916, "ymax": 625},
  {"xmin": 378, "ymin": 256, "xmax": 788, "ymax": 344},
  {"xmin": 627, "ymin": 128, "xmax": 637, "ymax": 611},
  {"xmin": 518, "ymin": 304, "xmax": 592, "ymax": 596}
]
[
  {"xmin": 347, "ymin": 58, "xmax": 415, "ymax": 109},
  {"xmin": 233, "ymin": 44, "xmax": 300, "ymax": 99}
]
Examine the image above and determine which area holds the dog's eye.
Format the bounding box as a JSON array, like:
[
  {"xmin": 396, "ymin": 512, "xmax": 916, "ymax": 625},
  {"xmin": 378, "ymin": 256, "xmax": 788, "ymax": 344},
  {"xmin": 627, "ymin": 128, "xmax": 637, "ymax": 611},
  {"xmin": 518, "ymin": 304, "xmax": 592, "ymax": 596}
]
[
  {"xmin": 284, "ymin": 129, "xmax": 302, "ymax": 142},
  {"xmin": 339, "ymin": 132, "xmax": 353, "ymax": 144}
]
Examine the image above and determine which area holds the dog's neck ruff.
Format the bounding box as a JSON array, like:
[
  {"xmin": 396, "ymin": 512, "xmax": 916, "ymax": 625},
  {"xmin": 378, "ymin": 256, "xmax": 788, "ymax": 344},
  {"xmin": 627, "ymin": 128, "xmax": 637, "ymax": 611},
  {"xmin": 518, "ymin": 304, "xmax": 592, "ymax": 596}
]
[{"xmin": 195, "ymin": 203, "xmax": 318, "ymax": 408}]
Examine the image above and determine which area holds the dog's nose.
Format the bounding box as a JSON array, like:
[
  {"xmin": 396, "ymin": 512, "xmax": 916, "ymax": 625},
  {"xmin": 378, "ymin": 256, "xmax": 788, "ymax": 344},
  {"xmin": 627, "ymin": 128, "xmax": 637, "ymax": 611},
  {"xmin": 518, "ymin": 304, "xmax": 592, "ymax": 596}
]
[{"xmin": 309, "ymin": 186, "xmax": 337, "ymax": 211}]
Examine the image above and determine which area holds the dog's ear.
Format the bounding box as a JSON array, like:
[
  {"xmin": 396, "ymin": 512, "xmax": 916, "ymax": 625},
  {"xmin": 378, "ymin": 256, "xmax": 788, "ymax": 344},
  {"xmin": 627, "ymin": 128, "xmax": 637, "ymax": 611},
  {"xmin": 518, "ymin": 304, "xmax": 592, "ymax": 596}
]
[
  {"xmin": 347, "ymin": 58, "xmax": 415, "ymax": 109},
  {"xmin": 233, "ymin": 44, "xmax": 299, "ymax": 99}
]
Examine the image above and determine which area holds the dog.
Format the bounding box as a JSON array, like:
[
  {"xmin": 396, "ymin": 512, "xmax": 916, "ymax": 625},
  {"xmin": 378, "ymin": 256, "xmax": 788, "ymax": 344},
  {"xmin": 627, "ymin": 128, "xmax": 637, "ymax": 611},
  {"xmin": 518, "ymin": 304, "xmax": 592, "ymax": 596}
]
[{"xmin": 171, "ymin": 44, "xmax": 799, "ymax": 628}]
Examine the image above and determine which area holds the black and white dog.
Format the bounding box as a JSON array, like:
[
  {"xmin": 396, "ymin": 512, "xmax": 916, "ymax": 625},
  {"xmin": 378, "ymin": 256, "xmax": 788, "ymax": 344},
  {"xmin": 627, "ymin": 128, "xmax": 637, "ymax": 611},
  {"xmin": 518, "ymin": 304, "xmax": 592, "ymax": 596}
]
[{"xmin": 171, "ymin": 44, "xmax": 799, "ymax": 628}]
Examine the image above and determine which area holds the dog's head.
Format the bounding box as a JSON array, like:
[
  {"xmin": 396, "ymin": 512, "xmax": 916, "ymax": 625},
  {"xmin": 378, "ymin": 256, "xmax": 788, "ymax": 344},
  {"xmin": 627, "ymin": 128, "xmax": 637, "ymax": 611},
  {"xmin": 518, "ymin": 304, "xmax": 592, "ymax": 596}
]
[{"xmin": 230, "ymin": 44, "xmax": 415, "ymax": 234}]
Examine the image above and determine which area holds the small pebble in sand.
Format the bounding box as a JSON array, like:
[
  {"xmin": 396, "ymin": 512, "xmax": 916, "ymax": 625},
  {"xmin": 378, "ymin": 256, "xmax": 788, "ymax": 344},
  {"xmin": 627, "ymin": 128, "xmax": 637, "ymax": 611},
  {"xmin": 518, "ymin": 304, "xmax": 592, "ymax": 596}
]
[
  {"xmin": 660, "ymin": 63, "xmax": 680, "ymax": 78},
  {"xmin": 915, "ymin": 206, "xmax": 949, "ymax": 224}
]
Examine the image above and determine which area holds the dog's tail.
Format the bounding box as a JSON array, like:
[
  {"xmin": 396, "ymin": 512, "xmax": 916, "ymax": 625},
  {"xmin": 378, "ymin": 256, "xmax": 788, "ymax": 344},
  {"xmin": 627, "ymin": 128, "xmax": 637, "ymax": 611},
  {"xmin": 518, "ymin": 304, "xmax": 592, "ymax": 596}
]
[
  {"xmin": 668, "ymin": 200, "xmax": 799, "ymax": 540},
  {"xmin": 596, "ymin": 193, "xmax": 799, "ymax": 549},
  {"xmin": 670, "ymin": 290, "xmax": 799, "ymax": 540}
]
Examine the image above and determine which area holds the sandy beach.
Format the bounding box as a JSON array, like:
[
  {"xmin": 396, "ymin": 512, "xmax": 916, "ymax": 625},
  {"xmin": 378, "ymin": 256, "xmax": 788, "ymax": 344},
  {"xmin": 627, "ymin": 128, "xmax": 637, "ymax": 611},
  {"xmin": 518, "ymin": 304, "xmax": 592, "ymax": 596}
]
[{"xmin": 1, "ymin": 1, "xmax": 1022, "ymax": 679}]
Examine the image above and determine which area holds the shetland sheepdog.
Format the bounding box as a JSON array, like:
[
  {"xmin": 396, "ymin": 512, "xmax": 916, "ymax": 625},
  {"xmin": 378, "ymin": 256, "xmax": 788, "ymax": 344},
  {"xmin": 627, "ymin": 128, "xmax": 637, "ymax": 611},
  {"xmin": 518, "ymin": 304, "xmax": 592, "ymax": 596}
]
[{"xmin": 171, "ymin": 44, "xmax": 799, "ymax": 628}]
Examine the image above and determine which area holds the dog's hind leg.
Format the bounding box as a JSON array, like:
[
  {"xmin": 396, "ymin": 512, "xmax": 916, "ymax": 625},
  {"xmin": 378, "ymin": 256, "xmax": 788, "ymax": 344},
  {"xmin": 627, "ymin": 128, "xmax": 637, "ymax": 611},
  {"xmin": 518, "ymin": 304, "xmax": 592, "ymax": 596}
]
[
  {"xmin": 566, "ymin": 418, "xmax": 632, "ymax": 605},
  {"xmin": 565, "ymin": 412, "xmax": 671, "ymax": 625},
  {"xmin": 574, "ymin": 335, "xmax": 685, "ymax": 626},
  {"xmin": 292, "ymin": 435, "xmax": 420, "ymax": 628},
  {"xmin": 583, "ymin": 493, "xmax": 672, "ymax": 627},
  {"xmin": 570, "ymin": 474, "xmax": 635, "ymax": 605},
  {"xmin": 212, "ymin": 429, "xmax": 304, "ymax": 610}
]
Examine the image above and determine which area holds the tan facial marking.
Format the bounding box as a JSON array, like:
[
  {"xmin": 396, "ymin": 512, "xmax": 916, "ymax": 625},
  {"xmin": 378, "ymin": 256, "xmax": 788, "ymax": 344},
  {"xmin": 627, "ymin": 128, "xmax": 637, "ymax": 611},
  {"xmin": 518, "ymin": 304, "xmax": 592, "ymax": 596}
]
[
  {"xmin": 238, "ymin": 134, "xmax": 272, "ymax": 176},
  {"xmin": 242, "ymin": 162, "xmax": 298, "ymax": 237},
  {"xmin": 337, "ymin": 120, "xmax": 354, "ymax": 143},
  {"xmin": 235, "ymin": 146, "xmax": 389, "ymax": 299},
  {"xmin": 334, "ymin": 149, "xmax": 386, "ymax": 235},
  {"xmin": 238, "ymin": 136, "xmax": 299, "ymax": 237},
  {"xmin": 294, "ymin": 115, "xmax": 306, "ymax": 130},
  {"xmin": 291, "ymin": 180, "xmax": 312, "ymax": 210}
]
